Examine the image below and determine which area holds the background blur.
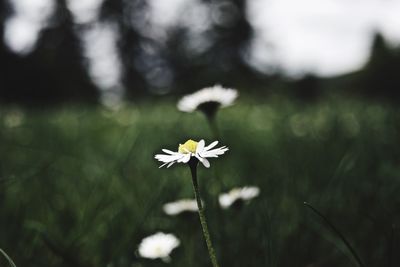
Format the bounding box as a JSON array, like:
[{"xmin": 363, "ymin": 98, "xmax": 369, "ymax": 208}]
[
  {"xmin": 1, "ymin": 0, "xmax": 400, "ymax": 104},
  {"xmin": 1, "ymin": 0, "xmax": 400, "ymax": 267}
]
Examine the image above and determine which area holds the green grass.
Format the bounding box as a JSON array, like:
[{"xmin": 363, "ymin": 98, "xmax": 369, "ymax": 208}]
[{"xmin": 0, "ymin": 96, "xmax": 400, "ymax": 267}]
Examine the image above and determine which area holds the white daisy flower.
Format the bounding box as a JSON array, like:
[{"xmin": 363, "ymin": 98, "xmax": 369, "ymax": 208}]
[
  {"xmin": 177, "ymin": 85, "xmax": 238, "ymax": 115},
  {"xmin": 138, "ymin": 232, "xmax": 180, "ymax": 262},
  {"xmin": 163, "ymin": 199, "xmax": 201, "ymax": 216},
  {"xmin": 155, "ymin": 139, "xmax": 228, "ymax": 168},
  {"xmin": 219, "ymin": 186, "xmax": 260, "ymax": 209}
]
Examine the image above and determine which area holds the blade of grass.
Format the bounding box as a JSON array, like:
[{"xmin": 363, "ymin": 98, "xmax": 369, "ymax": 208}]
[
  {"xmin": 304, "ymin": 202, "xmax": 365, "ymax": 267},
  {"xmin": 0, "ymin": 248, "xmax": 16, "ymax": 267}
]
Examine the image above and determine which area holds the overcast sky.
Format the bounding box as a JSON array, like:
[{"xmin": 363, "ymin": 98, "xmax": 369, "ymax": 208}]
[{"xmin": 247, "ymin": 0, "xmax": 400, "ymax": 77}]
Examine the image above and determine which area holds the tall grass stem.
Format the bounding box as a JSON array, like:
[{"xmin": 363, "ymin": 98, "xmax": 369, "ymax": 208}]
[
  {"xmin": 0, "ymin": 249, "xmax": 17, "ymax": 267},
  {"xmin": 304, "ymin": 202, "xmax": 365, "ymax": 267}
]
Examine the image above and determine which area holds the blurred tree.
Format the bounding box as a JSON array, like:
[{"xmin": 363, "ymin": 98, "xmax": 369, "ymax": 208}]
[
  {"xmin": 0, "ymin": 0, "xmax": 12, "ymax": 96},
  {"xmin": 202, "ymin": 0, "xmax": 254, "ymax": 79},
  {"xmin": 0, "ymin": 0, "xmax": 99, "ymax": 105},
  {"xmin": 0, "ymin": 0, "xmax": 8, "ymax": 215},
  {"xmin": 0, "ymin": 0, "xmax": 7, "ymax": 50},
  {"xmin": 1, "ymin": 0, "xmax": 270, "ymax": 103},
  {"xmin": 359, "ymin": 33, "xmax": 400, "ymax": 101},
  {"xmin": 99, "ymin": 0, "xmax": 147, "ymax": 99},
  {"xmin": 161, "ymin": 0, "xmax": 262, "ymax": 94}
]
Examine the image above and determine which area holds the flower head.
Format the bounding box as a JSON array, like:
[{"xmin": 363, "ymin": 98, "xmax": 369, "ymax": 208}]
[
  {"xmin": 163, "ymin": 199, "xmax": 199, "ymax": 215},
  {"xmin": 155, "ymin": 139, "xmax": 228, "ymax": 168},
  {"xmin": 219, "ymin": 186, "xmax": 260, "ymax": 209},
  {"xmin": 177, "ymin": 85, "xmax": 238, "ymax": 117},
  {"xmin": 138, "ymin": 232, "xmax": 180, "ymax": 262}
]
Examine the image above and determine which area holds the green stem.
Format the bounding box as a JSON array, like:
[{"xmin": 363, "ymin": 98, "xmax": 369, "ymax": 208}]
[
  {"xmin": 207, "ymin": 115, "xmax": 220, "ymax": 140},
  {"xmin": 189, "ymin": 163, "xmax": 220, "ymax": 267}
]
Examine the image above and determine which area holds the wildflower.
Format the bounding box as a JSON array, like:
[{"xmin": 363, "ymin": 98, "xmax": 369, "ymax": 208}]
[
  {"xmin": 155, "ymin": 139, "xmax": 228, "ymax": 267},
  {"xmin": 138, "ymin": 232, "xmax": 180, "ymax": 262},
  {"xmin": 163, "ymin": 199, "xmax": 199, "ymax": 216},
  {"xmin": 177, "ymin": 85, "xmax": 238, "ymax": 118},
  {"xmin": 219, "ymin": 186, "xmax": 260, "ymax": 209},
  {"xmin": 154, "ymin": 139, "xmax": 228, "ymax": 168}
]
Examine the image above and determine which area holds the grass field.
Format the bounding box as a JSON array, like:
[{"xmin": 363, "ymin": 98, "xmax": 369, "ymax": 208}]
[{"xmin": 1, "ymin": 96, "xmax": 400, "ymax": 267}]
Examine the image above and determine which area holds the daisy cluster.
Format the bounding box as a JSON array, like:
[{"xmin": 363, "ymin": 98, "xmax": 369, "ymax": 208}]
[
  {"xmin": 164, "ymin": 185, "xmax": 260, "ymax": 216},
  {"xmin": 138, "ymin": 185, "xmax": 260, "ymax": 261},
  {"xmin": 138, "ymin": 85, "xmax": 261, "ymax": 263}
]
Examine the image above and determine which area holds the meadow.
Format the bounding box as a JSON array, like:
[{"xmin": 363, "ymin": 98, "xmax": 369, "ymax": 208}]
[{"xmin": 1, "ymin": 95, "xmax": 399, "ymax": 267}]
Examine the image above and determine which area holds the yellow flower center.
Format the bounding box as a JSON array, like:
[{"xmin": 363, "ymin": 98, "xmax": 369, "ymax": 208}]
[{"xmin": 178, "ymin": 139, "xmax": 198, "ymax": 153}]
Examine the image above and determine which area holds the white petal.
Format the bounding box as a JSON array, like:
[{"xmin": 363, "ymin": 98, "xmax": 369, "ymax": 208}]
[
  {"xmin": 162, "ymin": 149, "xmax": 177, "ymax": 155},
  {"xmin": 196, "ymin": 139, "xmax": 205, "ymax": 153},
  {"xmin": 155, "ymin": 153, "xmax": 183, "ymax": 163},
  {"xmin": 163, "ymin": 199, "xmax": 199, "ymax": 215},
  {"xmin": 219, "ymin": 194, "xmax": 233, "ymax": 209},
  {"xmin": 178, "ymin": 153, "xmax": 191, "ymax": 163},
  {"xmin": 200, "ymin": 158, "xmax": 210, "ymax": 168},
  {"xmin": 155, "ymin": 154, "xmax": 172, "ymax": 162},
  {"xmin": 204, "ymin": 141, "xmax": 218, "ymax": 150},
  {"xmin": 241, "ymin": 186, "xmax": 260, "ymax": 199},
  {"xmin": 194, "ymin": 154, "xmax": 204, "ymax": 162},
  {"xmin": 167, "ymin": 161, "xmax": 175, "ymax": 168},
  {"xmin": 200, "ymin": 146, "xmax": 228, "ymax": 158},
  {"xmin": 159, "ymin": 162, "xmax": 170, "ymax": 168}
]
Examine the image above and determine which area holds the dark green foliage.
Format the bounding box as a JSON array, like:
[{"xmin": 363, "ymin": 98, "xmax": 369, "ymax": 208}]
[{"xmin": 0, "ymin": 97, "xmax": 400, "ymax": 267}]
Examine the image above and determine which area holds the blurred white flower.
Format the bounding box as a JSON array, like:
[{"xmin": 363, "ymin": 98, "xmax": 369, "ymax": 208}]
[
  {"xmin": 155, "ymin": 139, "xmax": 228, "ymax": 168},
  {"xmin": 163, "ymin": 199, "xmax": 200, "ymax": 215},
  {"xmin": 4, "ymin": 109, "xmax": 25, "ymax": 128},
  {"xmin": 177, "ymin": 85, "xmax": 238, "ymax": 114},
  {"xmin": 138, "ymin": 232, "xmax": 180, "ymax": 262},
  {"xmin": 219, "ymin": 186, "xmax": 260, "ymax": 209}
]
